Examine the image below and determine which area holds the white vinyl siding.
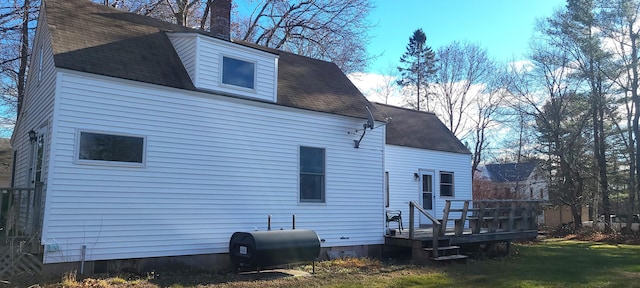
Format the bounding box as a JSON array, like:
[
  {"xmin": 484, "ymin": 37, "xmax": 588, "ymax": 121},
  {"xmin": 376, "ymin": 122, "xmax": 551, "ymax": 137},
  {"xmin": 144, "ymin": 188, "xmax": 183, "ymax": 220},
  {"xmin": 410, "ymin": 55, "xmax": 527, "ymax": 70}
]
[
  {"xmin": 42, "ymin": 72, "xmax": 385, "ymax": 264},
  {"xmin": 385, "ymin": 145, "xmax": 471, "ymax": 228},
  {"xmin": 167, "ymin": 34, "xmax": 197, "ymax": 83},
  {"xmin": 168, "ymin": 33, "xmax": 277, "ymax": 102}
]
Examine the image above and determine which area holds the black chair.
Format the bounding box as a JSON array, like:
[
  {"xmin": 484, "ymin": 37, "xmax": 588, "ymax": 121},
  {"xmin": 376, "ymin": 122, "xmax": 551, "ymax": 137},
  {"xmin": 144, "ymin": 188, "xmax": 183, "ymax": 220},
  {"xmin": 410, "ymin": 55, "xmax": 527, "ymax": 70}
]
[{"xmin": 386, "ymin": 209, "xmax": 403, "ymax": 233}]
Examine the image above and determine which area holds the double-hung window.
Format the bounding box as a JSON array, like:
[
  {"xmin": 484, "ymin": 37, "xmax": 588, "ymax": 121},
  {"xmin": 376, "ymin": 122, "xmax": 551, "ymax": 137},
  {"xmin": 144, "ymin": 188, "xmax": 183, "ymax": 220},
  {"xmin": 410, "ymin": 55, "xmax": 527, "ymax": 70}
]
[
  {"xmin": 77, "ymin": 131, "xmax": 145, "ymax": 166},
  {"xmin": 300, "ymin": 146, "xmax": 325, "ymax": 202},
  {"xmin": 440, "ymin": 171, "xmax": 454, "ymax": 197}
]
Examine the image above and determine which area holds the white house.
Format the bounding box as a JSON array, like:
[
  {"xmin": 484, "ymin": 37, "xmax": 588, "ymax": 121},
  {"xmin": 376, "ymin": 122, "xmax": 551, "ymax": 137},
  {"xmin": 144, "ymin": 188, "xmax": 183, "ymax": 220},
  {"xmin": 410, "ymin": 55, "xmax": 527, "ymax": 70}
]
[
  {"xmin": 373, "ymin": 103, "xmax": 473, "ymax": 228},
  {"xmin": 481, "ymin": 162, "xmax": 549, "ymax": 201},
  {"xmin": 10, "ymin": 0, "xmax": 388, "ymax": 272}
]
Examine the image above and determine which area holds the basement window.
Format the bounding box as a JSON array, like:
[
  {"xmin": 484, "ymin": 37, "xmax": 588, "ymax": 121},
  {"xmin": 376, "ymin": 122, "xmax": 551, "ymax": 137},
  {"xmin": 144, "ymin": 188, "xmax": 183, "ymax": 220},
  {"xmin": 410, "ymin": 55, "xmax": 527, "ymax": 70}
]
[
  {"xmin": 221, "ymin": 56, "xmax": 255, "ymax": 89},
  {"xmin": 77, "ymin": 131, "xmax": 145, "ymax": 166}
]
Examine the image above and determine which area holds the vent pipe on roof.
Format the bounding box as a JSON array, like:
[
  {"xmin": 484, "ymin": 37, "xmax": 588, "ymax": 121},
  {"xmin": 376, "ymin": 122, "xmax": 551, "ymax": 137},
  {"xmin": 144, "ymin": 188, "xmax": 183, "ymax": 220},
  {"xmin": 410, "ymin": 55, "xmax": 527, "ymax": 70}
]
[{"xmin": 210, "ymin": 0, "xmax": 231, "ymax": 40}]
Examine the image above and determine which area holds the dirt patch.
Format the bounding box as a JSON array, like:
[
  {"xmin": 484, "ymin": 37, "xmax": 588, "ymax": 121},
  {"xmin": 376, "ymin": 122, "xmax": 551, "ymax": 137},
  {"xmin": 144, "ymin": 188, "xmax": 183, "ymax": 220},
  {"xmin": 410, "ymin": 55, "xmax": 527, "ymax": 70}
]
[{"xmin": 545, "ymin": 226, "xmax": 640, "ymax": 245}]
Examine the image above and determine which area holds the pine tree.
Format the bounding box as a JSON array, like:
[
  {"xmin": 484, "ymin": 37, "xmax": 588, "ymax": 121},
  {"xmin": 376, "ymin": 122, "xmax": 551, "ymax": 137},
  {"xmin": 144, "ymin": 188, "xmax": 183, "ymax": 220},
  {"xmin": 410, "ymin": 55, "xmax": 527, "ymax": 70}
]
[{"xmin": 397, "ymin": 29, "xmax": 436, "ymax": 111}]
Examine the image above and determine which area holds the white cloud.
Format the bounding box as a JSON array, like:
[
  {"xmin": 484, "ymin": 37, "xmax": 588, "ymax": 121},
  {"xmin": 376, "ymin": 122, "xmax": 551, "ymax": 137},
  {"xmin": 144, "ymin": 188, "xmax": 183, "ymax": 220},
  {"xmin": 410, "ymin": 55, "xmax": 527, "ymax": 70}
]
[
  {"xmin": 347, "ymin": 72, "xmax": 404, "ymax": 107},
  {"xmin": 509, "ymin": 60, "xmax": 534, "ymax": 73}
]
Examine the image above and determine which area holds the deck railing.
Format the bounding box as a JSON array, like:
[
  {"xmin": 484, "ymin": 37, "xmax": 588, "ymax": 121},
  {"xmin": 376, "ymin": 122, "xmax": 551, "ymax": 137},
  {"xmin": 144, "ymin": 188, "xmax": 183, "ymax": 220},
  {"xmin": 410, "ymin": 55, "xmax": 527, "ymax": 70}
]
[
  {"xmin": 439, "ymin": 199, "xmax": 544, "ymax": 235},
  {"xmin": 409, "ymin": 201, "xmax": 441, "ymax": 258}
]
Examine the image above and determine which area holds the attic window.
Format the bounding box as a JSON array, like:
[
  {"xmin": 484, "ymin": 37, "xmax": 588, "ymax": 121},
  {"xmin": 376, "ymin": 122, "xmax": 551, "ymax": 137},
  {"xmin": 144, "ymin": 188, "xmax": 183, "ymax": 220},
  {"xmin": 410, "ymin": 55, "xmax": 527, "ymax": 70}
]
[{"xmin": 222, "ymin": 56, "xmax": 255, "ymax": 89}]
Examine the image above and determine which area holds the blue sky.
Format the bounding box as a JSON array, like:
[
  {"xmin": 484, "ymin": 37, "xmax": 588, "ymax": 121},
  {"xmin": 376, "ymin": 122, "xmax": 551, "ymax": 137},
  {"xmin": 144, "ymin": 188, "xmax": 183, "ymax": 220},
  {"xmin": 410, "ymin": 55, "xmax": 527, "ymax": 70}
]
[{"xmin": 366, "ymin": 0, "xmax": 566, "ymax": 73}]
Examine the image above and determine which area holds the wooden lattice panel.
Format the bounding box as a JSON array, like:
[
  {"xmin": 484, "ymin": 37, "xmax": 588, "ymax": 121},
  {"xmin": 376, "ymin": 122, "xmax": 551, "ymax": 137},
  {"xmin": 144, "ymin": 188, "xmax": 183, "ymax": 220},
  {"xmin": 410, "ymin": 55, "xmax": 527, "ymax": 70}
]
[{"xmin": 0, "ymin": 236, "xmax": 42, "ymax": 279}]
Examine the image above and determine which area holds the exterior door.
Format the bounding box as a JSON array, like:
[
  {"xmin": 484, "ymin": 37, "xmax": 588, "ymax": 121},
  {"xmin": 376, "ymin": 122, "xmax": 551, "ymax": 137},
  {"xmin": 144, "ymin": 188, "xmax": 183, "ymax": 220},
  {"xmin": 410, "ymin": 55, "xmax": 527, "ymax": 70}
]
[{"xmin": 419, "ymin": 171, "xmax": 435, "ymax": 226}]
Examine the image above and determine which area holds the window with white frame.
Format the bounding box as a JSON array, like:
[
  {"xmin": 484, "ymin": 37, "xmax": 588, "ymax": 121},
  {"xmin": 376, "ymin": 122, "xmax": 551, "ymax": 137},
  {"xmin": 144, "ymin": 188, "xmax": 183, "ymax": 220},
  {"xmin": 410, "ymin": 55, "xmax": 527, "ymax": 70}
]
[
  {"xmin": 300, "ymin": 146, "xmax": 325, "ymax": 202},
  {"xmin": 77, "ymin": 131, "xmax": 145, "ymax": 165},
  {"xmin": 222, "ymin": 56, "xmax": 255, "ymax": 89},
  {"xmin": 37, "ymin": 46, "xmax": 43, "ymax": 82},
  {"xmin": 440, "ymin": 171, "xmax": 454, "ymax": 197}
]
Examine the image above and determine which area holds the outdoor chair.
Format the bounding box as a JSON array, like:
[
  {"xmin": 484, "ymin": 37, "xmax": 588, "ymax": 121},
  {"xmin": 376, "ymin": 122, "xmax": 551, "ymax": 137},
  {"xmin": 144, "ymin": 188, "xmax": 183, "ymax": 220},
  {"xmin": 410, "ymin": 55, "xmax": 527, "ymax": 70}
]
[{"xmin": 386, "ymin": 209, "xmax": 403, "ymax": 233}]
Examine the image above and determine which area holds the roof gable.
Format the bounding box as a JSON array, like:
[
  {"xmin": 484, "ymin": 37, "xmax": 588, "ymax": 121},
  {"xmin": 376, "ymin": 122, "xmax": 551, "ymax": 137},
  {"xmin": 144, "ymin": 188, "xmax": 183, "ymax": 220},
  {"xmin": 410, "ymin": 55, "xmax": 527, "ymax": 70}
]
[
  {"xmin": 43, "ymin": 0, "xmax": 379, "ymax": 121},
  {"xmin": 372, "ymin": 103, "xmax": 471, "ymax": 154}
]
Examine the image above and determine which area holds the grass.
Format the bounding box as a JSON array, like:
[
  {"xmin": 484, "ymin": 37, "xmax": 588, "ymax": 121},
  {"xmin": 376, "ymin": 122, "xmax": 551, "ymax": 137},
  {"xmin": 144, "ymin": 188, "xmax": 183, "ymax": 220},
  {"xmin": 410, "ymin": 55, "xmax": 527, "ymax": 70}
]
[{"xmin": 12, "ymin": 240, "xmax": 640, "ymax": 287}]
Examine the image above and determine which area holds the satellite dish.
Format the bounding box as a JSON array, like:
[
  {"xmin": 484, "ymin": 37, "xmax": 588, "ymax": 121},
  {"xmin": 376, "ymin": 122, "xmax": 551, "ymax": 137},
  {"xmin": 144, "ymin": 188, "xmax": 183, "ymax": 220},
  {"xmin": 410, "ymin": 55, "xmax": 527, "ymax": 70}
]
[
  {"xmin": 364, "ymin": 106, "xmax": 375, "ymax": 130},
  {"xmin": 354, "ymin": 106, "xmax": 376, "ymax": 148}
]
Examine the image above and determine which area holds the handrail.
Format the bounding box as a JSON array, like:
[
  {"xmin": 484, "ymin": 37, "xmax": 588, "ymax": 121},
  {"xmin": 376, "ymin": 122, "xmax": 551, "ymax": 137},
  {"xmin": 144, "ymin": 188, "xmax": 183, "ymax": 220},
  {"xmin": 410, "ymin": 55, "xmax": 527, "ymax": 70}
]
[
  {"xmin": 409, "ymin": 201, "xmax": 440, "ymax": 259},
  {"xmin": 410, "ymin": 201, "xmax": 441, "ymax": 226}
]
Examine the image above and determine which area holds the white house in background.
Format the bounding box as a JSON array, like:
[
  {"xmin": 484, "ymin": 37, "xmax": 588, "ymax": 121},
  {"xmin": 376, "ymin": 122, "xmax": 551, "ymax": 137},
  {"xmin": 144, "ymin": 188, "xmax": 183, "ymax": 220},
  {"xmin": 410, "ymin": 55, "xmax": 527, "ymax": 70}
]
[
  {"xmin": 10, "ymin": 0, "xmax": 387, "ymax": 272},
  {"xmin": 373, "ymin": 103, "xmax": 473, "ymax": 228},
  {"xmin": 481, "ymin": 162, "xmax": 549, "ymax": 201}
]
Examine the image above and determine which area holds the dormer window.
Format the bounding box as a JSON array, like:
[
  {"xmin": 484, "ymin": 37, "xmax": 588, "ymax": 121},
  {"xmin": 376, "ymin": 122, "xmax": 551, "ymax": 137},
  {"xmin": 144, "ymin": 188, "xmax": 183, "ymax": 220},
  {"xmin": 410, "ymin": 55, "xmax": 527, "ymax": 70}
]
[{"xmin": 222, "ymin": 56, "xmax": 255, "ymax": 89}]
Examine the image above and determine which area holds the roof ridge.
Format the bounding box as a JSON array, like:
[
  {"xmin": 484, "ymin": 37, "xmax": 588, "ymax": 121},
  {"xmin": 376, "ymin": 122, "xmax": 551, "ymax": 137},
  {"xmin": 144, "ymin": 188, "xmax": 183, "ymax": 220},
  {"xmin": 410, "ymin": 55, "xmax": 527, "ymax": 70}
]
[{"xmin": 372, "ymin": 102, "xmax": 437, "ymax": 115}]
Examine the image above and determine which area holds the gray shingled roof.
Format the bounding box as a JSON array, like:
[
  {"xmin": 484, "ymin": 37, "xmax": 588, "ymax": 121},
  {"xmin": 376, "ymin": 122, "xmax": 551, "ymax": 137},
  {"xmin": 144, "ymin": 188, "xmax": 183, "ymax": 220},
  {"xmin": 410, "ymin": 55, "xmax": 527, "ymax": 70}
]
[
  {"xmin": 44, "ymin": 0, "xmax": 382, "ymax": 121},
  {"xmin": 485, "ymin": 162, "xmax": 537, "ymax": 182},
  {"xmin": 372, "ymin": 103, "xmax": 471, "ymax": 154}
]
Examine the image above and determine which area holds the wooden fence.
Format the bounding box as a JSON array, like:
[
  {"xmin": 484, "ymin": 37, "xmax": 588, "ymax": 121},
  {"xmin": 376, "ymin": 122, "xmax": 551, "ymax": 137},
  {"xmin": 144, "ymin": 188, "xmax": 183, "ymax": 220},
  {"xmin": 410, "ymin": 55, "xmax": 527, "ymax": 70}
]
[{"xmin": 0, "ymin": 185, "xmax": 44, "ymax": 279}]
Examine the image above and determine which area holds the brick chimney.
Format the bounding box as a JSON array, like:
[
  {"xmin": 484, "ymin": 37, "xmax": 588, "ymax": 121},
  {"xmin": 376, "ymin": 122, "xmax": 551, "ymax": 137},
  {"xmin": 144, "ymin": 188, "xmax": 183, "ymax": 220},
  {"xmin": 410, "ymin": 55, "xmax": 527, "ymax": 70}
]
[{"xmin": 210, "ymin": 0, "xmax": 231, "ymax": 40}]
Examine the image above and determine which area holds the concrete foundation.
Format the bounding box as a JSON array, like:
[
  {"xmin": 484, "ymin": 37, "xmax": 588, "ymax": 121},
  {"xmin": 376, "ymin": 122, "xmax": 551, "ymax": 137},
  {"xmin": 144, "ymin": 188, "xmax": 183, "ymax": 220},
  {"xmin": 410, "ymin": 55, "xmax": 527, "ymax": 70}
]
[{"xmin": 42, "ymin": 244, "xmax": 383, "ymax": 277}]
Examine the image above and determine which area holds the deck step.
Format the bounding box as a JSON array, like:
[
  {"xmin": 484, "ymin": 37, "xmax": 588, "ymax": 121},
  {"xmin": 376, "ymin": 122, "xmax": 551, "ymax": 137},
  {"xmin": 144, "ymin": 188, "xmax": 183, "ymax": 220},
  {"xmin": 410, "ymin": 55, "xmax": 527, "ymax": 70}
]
[
  {"xmin": 423, "ymin": 246, "xmax": 459, "ymax": 251},
  {"xmin": 432, "ymin": 254, "xmax": 468, "ymax": 261}
]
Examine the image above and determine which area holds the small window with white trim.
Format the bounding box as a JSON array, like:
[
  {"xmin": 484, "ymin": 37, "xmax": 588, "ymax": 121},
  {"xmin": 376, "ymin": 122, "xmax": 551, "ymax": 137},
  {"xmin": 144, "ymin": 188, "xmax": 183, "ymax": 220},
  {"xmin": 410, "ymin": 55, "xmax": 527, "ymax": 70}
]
[
  {"xmin": 77, "ymin": 131, "xmax": 145, "ymax": 165},
  {"xmin": 440, "ymin": 171, "xmax": 454, "ymax": 197},
  {"xmin": 221, "ymin": 56, "xmax": 255, "ymax": 89}
]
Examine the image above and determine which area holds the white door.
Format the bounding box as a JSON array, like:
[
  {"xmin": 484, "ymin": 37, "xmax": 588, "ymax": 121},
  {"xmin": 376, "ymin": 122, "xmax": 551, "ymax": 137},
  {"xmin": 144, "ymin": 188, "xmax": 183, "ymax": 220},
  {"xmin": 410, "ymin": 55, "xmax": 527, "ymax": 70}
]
[{"xmin": 419, "ymin": 171, "xmax": 435, "ymax": 226}]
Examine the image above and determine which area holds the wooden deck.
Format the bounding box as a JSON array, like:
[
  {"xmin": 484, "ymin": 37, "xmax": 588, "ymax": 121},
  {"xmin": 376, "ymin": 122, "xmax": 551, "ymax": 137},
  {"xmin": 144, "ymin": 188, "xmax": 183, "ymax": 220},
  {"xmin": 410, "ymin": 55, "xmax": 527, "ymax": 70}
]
[
  {"xmin": 385, "ymin": 200, "xmax": 542, "ymax": 262},
  {"xmin": 385, "ymin": 227, "xmax": 538, "ymax": 247}
]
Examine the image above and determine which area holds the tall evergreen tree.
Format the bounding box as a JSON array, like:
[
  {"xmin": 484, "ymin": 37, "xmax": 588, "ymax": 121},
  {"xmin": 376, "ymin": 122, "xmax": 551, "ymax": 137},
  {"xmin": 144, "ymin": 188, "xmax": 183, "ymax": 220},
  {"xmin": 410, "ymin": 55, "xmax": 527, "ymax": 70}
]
[{"xmin": 397, "ymin": 29, "xmax": 436, "ymax": 111}]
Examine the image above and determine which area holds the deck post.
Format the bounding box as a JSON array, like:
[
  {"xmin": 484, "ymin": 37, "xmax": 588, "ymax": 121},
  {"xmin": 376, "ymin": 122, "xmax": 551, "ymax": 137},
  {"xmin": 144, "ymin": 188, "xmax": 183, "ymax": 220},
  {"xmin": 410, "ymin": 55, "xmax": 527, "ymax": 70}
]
[
  {"xmin": 523, "ymin": 202, "xmax": 532, "ymax": 230},
  {"xmin": 432, "ymin": 223, "xmax": 439, "ymax": 259},
  {"xmin": 409, "ymin": 201, "xmax": 415, "ymax": 240},
  {"xmin": 474, "ymin": 201, "xmax": 484, "ymax": 234},
  {"xmin": 491, "ymin": 202, "xmax": 500, "ymax": 232},
  {"xmin": 440, "ymin": 201, "xmax": 451, "ymax": 236},
  {"xmin": 455, "ymin": 201, "xmax": 469, "ymax": 236},
  {"xmin": 508, "ymin": 202, "xmax": 516, "ymax": 231}
]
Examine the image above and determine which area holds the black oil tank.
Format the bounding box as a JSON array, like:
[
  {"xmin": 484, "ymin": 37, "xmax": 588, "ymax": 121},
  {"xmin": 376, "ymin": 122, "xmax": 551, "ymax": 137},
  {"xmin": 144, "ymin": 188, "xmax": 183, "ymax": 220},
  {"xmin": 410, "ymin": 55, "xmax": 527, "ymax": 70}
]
[{"xmin": 229, "ymin": 229, "xmax": 321, "ymax": 269}]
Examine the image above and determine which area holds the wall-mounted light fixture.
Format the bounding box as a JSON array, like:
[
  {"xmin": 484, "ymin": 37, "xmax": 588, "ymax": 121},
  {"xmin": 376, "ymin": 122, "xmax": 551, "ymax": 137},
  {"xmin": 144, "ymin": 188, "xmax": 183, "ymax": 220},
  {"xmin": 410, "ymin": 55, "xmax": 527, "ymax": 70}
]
[
  {"xmin": 28, "ymin": 129, "xmax": 37, "ymax": 142},
  {"xmin": 414, "ymin": 172, "xmax": 419, "ymax": 181}
]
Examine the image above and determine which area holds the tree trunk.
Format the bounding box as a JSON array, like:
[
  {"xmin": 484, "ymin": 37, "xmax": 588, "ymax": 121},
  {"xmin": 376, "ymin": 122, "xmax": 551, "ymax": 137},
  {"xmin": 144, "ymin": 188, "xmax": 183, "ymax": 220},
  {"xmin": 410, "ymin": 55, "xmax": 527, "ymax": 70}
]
[{"xmin": 17, "ymin": 0, "xmax": 30, "ymax": 118}]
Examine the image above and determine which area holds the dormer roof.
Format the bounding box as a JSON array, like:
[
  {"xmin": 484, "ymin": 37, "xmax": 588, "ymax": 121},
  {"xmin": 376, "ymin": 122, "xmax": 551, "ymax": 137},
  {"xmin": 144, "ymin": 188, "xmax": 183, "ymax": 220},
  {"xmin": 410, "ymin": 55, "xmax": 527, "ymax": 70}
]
[{"xmin": 43, "ymin": 0, "xmax": 383, "ymax": 121}]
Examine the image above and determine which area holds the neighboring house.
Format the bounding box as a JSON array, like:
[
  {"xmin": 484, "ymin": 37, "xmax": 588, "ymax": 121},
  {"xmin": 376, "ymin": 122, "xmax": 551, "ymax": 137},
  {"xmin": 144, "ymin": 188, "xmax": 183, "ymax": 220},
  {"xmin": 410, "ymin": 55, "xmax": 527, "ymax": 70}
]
[
  {"xmin": 478, "ymin": 162, "xmax": 549, "ymax": 224},
  {"xmin": 10, "ymin": 0, "xmax": 388, "ymax": 271},
  {"xmin": 481, "ymin": 162, "xmax": 549, "ymax": 201},
  {"xmin": 373, "ymin": 103, "xmax": 473, "ymax": 228}
]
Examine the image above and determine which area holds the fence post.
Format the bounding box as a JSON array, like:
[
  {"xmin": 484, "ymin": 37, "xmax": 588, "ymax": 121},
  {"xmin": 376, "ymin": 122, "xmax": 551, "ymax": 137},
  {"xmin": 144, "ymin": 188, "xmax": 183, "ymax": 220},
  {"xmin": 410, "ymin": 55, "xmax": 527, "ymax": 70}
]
[
  {"xmin": 409, "ymin": 202, "xmax": 415, "ymax": 240},
  {"xmin": 32, "ymin": 183, "xmax": 44, "ymax": 234}
]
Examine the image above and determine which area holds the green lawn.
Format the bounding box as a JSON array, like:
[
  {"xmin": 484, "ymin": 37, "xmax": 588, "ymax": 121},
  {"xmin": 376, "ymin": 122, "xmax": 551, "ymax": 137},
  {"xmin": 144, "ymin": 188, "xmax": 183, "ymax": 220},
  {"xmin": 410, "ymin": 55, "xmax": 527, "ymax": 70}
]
[
  {"xmin": 439, "ymin": 239, "xmax": 640, "ymax": 288},
  {"xmin": 25, "ymin": 239, "xmax": 640, "ymax": 287}
]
